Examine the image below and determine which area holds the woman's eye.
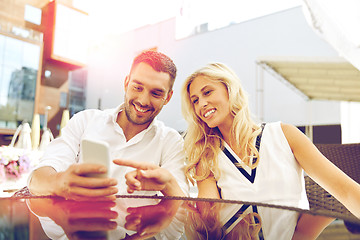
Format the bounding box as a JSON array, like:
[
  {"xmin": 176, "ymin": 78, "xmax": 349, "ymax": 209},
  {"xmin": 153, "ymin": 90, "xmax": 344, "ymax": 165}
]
[
  {"xmin": 204, "ymin": 90, "xmax": 212, "ymax": 96},
  {"xmin": 192, "ymin": 98, "xmax": 198, "ymax": 104}
]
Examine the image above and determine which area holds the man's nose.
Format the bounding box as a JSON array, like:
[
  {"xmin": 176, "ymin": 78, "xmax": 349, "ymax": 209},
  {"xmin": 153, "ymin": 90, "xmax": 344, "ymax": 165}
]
[{"xmin": 137, "ymin": 91, "xmax": 151, "ymax": 106}]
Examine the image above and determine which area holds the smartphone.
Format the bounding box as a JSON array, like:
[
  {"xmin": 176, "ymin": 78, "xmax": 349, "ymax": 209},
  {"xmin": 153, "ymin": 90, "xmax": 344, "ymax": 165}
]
[{"xmin": 81, "ymin": 138, "xmax": 110, "ymax": 178}]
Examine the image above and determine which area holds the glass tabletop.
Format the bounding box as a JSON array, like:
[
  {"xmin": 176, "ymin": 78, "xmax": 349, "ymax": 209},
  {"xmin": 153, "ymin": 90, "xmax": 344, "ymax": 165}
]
[{"xmin": 1, "ymin": 192, "xmax": 360, "ymax": 240}]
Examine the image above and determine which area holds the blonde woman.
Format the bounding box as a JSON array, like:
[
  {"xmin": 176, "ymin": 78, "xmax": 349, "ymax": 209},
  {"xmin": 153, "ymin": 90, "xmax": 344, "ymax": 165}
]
[{"xmin": 181, "ymin": 62, "xmax": 360, "ymax": 239}]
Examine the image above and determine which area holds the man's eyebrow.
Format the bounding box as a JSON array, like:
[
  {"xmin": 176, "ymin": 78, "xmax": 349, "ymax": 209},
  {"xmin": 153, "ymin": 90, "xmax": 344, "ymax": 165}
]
[
  {"xmin": 132, "ymin": 79, "xmax": 167, "ymax": 93},
  {"xmin": 152, "ymin": 88, "xmax": 166, "ymax": 93},
  {"xmin": 132, "ymin": 80, "xmax": 143, "ymax": 85}
]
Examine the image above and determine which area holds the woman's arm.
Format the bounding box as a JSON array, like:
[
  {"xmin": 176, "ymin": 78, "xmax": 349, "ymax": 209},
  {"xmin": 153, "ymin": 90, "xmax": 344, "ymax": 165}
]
[
  {"xmin": 281, "ymin": 123, "xmax": 360, "ymax": 218},
  {"xmin": 195, "ymin": 168, "xmax": 221, "ymax": 219},
  {"xmin": 292, "ymin": 213, "xmax": 335, "ymax": 240},
  {"xmin": 197, "ymin": 176, "xmax": 221, "ymax": 199},
  {"xmin": 195, "ymin": 162, "xmax": 220, "ymax": 199}
]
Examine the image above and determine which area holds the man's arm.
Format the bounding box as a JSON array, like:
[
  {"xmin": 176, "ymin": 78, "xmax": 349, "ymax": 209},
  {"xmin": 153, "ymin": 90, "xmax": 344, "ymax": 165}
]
[{"xmin": 28, "ymin": 166, "xmax": 59, "ymax": 196}]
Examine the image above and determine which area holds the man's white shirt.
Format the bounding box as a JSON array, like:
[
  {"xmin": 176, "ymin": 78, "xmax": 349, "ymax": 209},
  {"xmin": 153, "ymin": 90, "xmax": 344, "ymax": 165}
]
[{"xmin": 29, "ymin": 104, "xmax": 189, "ymax": 196}]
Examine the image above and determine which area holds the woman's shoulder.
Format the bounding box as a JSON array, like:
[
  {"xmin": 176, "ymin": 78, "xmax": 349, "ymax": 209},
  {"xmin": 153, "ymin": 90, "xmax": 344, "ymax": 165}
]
[
  {"xmin": 261, "ymin": 121, "xmax": 297, "ymax": 149},
  {"xmin": 262, "ymin": 121, "xmax": 282, "ymax": 132},
  {"xmin": 264, "ymin": 121, "xmax": 297, "ymax": 133},
  {"xmin": 262, "ymin": 121, "xmax": 309, "ymax": 154}
]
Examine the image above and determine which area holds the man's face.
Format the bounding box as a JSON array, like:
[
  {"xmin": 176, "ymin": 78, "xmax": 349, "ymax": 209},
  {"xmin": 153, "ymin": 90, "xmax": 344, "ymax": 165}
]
[{"xmin": 124, "ymin": 62, "xmax": 173, "ymax": 126}]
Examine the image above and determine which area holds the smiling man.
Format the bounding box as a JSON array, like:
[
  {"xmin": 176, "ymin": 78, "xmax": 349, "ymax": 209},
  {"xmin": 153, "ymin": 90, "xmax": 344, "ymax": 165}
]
[
  {"xmin": 28, "ymin": 51, "xmax": 189, "ymax": 200},
  {"xmin": 119, "ymin": 60, "xmax": 174, "ymax": 140}
]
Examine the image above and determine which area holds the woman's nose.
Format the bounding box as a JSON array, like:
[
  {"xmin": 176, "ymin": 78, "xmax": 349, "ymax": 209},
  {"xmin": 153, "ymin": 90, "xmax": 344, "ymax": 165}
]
[{"xmin": 199, "ymin": 98, "xmax": 208, "ymax": 108}]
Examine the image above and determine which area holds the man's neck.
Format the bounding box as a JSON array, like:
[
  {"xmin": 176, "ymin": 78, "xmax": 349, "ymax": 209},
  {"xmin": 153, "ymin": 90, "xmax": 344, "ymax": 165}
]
[{"xmin": 116, "ymin": 112, "xmax": 150, "ymax": 141}]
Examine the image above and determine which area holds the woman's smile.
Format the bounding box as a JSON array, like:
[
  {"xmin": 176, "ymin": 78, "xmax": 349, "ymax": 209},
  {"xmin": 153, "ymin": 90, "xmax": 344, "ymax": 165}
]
[{"xmin": 203, "ymin": 108, "xmax": 216, "ymax": 118}]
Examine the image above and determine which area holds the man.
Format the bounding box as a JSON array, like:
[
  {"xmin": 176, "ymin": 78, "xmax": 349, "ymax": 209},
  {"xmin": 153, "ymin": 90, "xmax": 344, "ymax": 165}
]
[{"xmin": 28, "ymin": 51, "xmax": 189, "ymax": 200}]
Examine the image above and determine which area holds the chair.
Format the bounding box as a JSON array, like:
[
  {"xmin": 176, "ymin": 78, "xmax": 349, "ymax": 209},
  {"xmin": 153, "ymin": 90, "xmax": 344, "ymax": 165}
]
[{"xmin": 305, "ymin": 143, "xmax": 360, "ymax": 233}]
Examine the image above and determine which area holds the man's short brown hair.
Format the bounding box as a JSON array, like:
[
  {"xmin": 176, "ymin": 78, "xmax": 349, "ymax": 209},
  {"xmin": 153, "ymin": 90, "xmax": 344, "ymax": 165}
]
[{"xmin": 130, "ymin": 50, "xmax": 177, "ymax": 90}]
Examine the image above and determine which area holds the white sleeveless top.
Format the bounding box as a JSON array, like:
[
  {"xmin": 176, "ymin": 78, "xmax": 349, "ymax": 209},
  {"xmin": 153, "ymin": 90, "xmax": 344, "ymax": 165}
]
[{"xmin": 217, "ymin": 122, "xmax": 309, "ymax": 240}]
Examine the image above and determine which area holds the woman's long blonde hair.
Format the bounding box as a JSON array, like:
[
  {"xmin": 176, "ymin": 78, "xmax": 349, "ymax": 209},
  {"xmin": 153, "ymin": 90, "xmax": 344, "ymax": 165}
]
[{"xmin": 181, "ymin": 63, "xmax": 261, "ymax": 185}]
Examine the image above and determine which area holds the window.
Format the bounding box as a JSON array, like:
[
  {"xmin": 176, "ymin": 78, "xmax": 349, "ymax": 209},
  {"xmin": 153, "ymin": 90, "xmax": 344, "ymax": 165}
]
[{"xmin": 0, "ymin": 33, "xmax": 41, "ymax": 129}]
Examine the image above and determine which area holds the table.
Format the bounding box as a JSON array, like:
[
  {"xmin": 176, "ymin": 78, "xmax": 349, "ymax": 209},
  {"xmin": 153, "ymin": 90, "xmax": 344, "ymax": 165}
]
[{"xmin": 1, "ymin": 190, "xmax": 360, "ymax": 240}]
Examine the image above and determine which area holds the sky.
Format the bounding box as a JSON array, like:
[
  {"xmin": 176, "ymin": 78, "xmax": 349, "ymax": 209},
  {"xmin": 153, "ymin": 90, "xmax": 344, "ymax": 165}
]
[{"xmin": 73, "ymin": 0, "xmax": 302, "ymax": 39}]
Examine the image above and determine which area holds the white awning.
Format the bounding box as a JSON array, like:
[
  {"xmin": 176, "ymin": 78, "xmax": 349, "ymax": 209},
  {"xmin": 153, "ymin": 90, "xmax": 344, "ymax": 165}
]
[{"xmin": 257, "ymin": 56, "xmax": 360, "ymax": 102}]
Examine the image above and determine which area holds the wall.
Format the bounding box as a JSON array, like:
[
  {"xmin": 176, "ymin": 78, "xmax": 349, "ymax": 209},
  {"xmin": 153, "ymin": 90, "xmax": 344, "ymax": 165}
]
[{"xmin": 86, "ymin": 6, "xmax": 341, "ymax": 132}]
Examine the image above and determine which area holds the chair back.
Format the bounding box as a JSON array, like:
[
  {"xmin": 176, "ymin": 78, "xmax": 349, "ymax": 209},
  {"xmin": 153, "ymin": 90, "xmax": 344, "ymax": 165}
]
[
  {"xmin": 315, "ymin": 143, "xmax": 360, "ymax": 183},
  {"xmin": 305, "ymin": 143, "xmax": 360, "ymax": 228}
]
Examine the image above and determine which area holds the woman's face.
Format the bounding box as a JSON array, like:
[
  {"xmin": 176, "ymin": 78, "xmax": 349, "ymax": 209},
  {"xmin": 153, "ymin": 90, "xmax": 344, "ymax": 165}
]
[{"xmin": 188, "ymin": 76, "xmax": 234, "ymax": 131}]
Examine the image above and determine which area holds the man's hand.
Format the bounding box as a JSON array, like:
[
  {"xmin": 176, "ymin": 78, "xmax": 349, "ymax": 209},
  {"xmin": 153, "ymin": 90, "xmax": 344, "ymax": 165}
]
[
  {"xmin": 29, "ymin": 164, "xmax": 118, "ymax": 201},
  {"xmin": 113, "ymin": 159, "xmax": 185, "ymax": 196},
  {"xmin": 54, "ymin": 164, "xmax": 119, "ymax": 200}
]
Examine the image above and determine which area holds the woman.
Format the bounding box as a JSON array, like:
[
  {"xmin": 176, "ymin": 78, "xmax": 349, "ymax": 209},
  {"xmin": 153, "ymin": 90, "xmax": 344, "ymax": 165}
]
[{"xmin": 181, "ymin": 62, "xmax": 360, "ymax": 239}]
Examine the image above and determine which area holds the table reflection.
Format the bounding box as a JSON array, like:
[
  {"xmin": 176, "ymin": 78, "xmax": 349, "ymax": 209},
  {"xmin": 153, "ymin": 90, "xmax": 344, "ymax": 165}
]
[
  {"xmin": 27, "ymin": 199, "xmax": 118, "ymax": 239},
  {"xmin": 184, "ymin": 201, "xmax": 263, "ymax": 239},
  {"xmin": 1, "ymin": 195, "xmax": 360, "ymax": 240},
  {"xmin": 26, "ymin": 197, "xmax": 185, "ymax": 240}
]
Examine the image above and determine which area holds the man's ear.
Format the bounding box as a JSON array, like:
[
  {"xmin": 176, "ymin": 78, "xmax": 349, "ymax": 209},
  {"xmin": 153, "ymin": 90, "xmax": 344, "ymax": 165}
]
[
  {"xmin": 164, "ymin": 90, "xmax": 173, "ymax": 105},
  {"xmin": 124, "ymin": 75, "xmax": 130, "ymax": 90}
]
